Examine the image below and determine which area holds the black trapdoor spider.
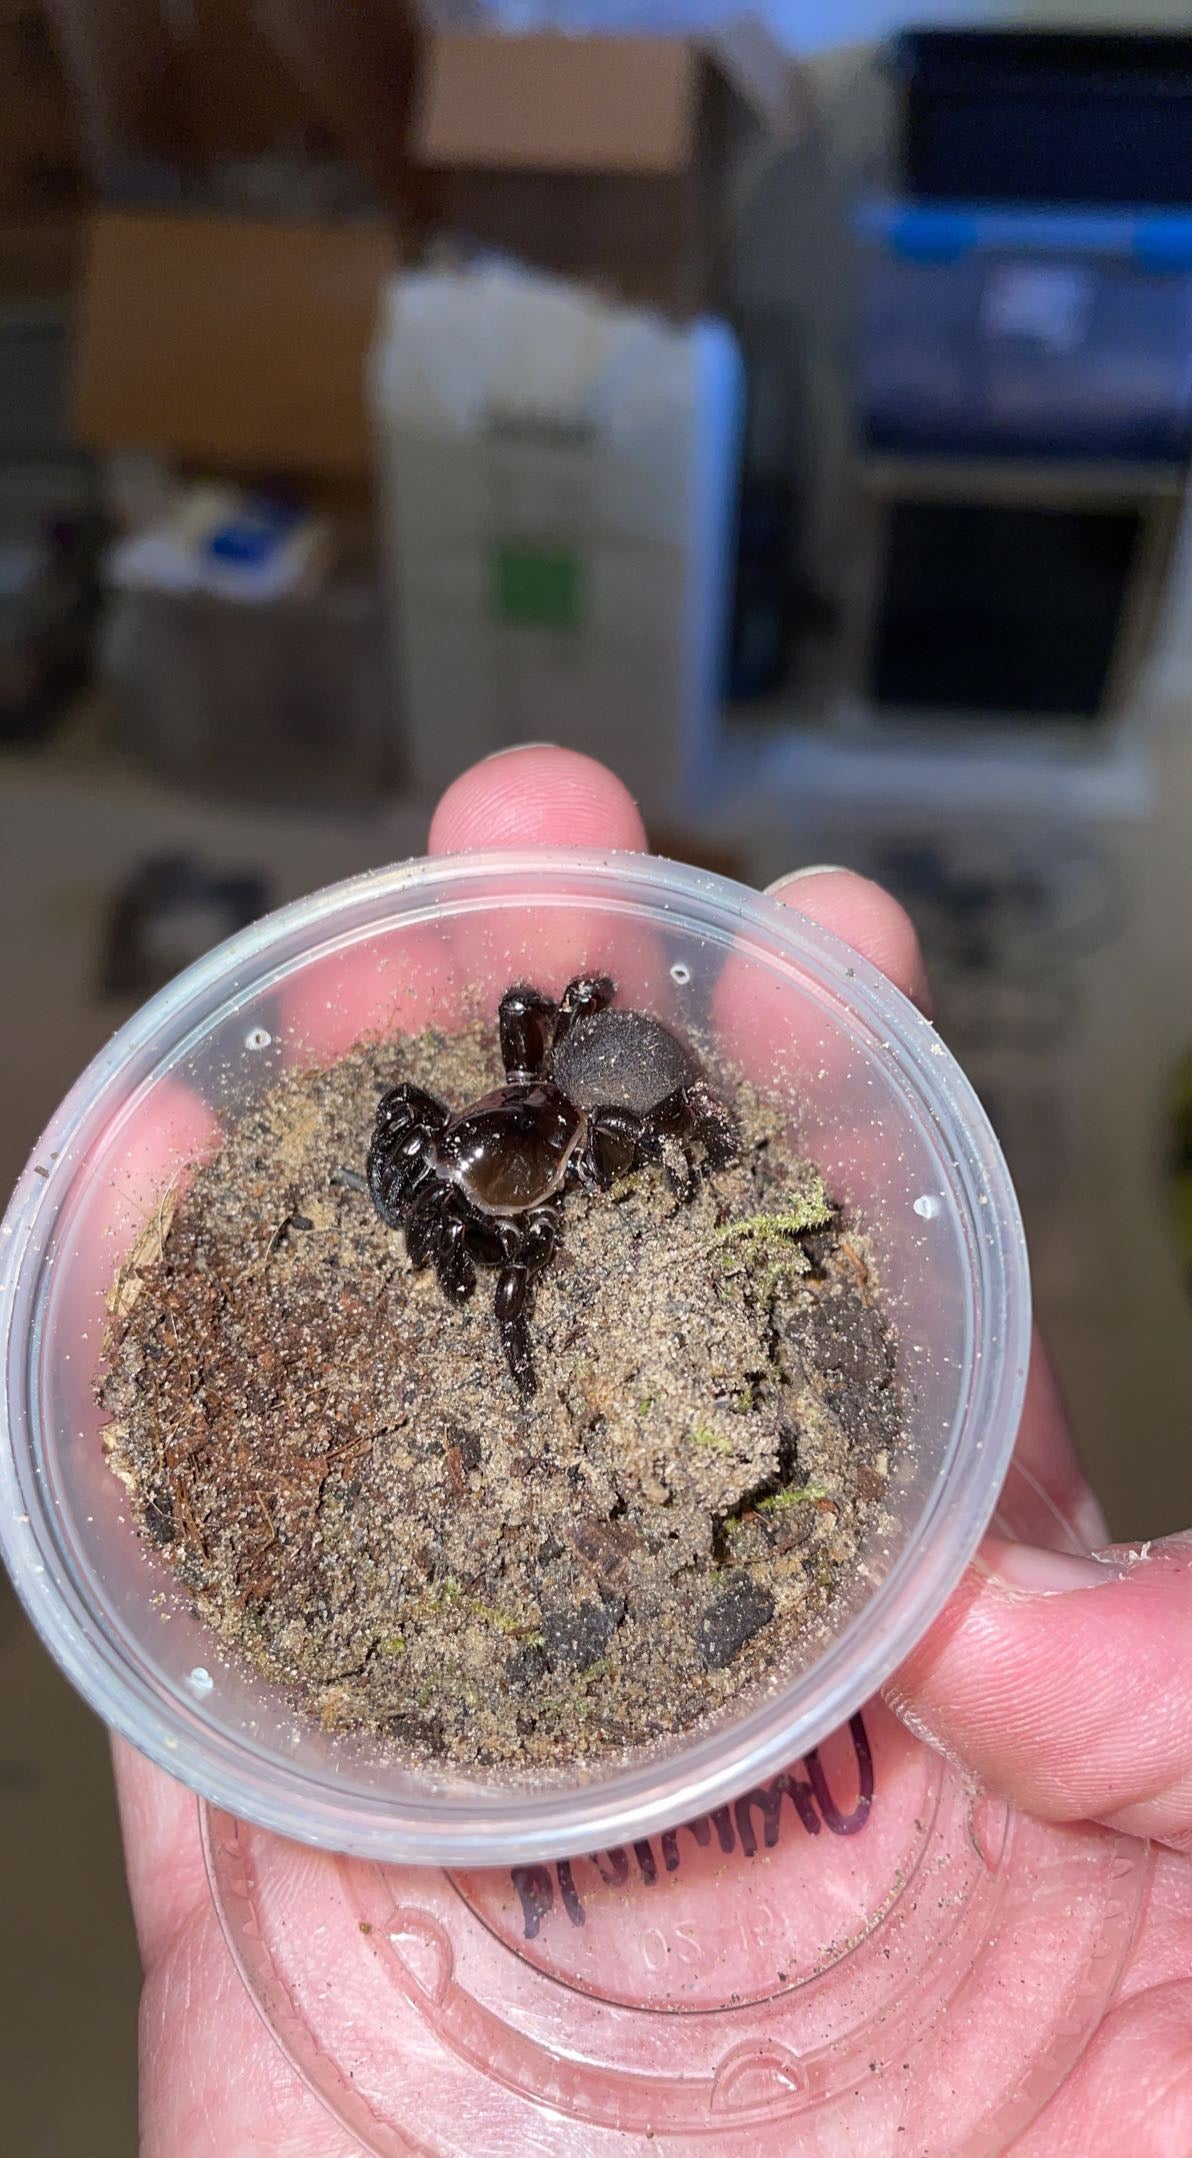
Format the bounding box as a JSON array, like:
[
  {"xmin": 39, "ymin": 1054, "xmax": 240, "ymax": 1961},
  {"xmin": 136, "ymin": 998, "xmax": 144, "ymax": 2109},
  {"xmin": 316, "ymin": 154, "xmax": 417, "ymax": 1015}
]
[{"xmin": 366, "ymin": 975, "xmax": 736, "ymax": 1395}]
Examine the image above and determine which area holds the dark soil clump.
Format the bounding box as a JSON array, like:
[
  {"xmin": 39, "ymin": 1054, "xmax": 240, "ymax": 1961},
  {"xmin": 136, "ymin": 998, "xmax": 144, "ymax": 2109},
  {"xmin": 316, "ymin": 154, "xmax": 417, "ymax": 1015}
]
[{"xmin": 99, "ymin": 1023, "xmax": 902, "ymax": 1768}]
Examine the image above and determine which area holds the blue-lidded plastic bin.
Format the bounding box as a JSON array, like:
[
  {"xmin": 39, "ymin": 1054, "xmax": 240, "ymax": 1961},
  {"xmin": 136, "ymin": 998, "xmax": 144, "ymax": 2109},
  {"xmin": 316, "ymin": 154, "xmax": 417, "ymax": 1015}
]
[{"xmin": 859, "ymin": 200, "xmax": 1192, "ymax": 462}]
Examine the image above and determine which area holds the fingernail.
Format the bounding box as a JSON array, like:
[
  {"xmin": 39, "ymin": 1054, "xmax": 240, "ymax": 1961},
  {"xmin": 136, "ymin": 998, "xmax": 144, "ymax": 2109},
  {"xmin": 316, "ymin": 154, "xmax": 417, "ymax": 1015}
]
[
  {"xmin": 479, "ymin": 741, "xmax": 559, "ymax": 762},
  {"xmin": 977, "ymin": 1540, "xmax": 1125, "ymax": 1597},
  {"xmin": 765, "ymin": 865, "xmax": 847, "ymax": 893}
]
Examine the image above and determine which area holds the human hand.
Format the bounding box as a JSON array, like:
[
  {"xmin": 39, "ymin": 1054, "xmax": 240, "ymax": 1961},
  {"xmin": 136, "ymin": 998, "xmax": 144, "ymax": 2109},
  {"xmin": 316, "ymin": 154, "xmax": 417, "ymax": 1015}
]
[{"xmin": 113, "ymin": 747, "xmax": 1192, "ymax": 2155}]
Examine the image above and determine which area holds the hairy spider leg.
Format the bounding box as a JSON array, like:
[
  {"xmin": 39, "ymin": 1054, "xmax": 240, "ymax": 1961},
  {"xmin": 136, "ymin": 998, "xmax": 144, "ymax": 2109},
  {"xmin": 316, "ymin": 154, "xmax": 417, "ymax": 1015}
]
[
  {"xmin": 373, "ymin": 1081, "xmax": 447, "ymax": 1135},
  {"xmin": 578, "ymin": 1083, "xmax": 739, "ymax": 1201},
  {"xmin": 369, "ymin": 1136, "xmax": 431, "ymax": 1224},
  {"xmin": 644, "ymin": 1083, "xmax": 739, "ymax": 1190},
  {"xmin": 680, "ymin": 1080, "xmax": 740, "ymax": 1171},
  {"xmin": 494, "ymin": 1203, "xmax": 561, "ymax": 1396}
]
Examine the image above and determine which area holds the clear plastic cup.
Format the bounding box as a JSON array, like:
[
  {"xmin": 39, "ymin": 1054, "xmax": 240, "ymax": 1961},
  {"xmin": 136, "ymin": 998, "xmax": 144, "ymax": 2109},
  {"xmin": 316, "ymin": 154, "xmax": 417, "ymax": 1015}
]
[{"xmin": 0, "ymin": 849, "xmax": 1030, "ymax": 1865}]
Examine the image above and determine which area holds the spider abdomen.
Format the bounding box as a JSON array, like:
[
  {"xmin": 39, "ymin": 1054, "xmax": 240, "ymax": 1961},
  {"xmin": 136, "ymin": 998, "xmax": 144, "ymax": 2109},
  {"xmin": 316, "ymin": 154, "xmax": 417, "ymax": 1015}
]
[{"xmin": 551, "ymin": 1009, "xmax": 698, "ymax": 1117}]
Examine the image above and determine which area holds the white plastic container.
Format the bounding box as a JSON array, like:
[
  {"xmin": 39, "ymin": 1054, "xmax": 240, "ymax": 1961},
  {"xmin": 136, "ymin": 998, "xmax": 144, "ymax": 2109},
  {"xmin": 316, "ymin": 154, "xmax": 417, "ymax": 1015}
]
[
  {"xmin": 0, "ymin": 849, "xmax": 1029, "ymax": 1867},
  {"xmin": 372, "ymin": 266, "xmax": 743, "ymax": 811}
]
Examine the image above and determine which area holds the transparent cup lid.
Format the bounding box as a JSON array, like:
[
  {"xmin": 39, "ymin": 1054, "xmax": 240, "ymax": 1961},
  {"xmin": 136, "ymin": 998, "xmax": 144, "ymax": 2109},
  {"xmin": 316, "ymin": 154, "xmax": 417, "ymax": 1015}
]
[{"xmin": 204, "ymin": 1465, "xmax": 1148, "ymax": 2157}]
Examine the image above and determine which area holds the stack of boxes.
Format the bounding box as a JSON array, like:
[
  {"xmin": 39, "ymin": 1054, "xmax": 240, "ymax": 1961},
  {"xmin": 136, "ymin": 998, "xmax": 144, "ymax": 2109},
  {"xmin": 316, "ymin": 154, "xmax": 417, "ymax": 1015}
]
[
  {"xmin": 820, "ymin": 33, "xmax": 1192, "ymax": 1530},
  {"xmin": 57, "ymin": 9, "xmax": 798, "ymax": 817},
  {"xmin": 378, "ymin": 25, "xmax": 794, "ymax": 808},
  {"xmin": 847, "ymin": 30, "xmax": 1192, "ymax": 738}
]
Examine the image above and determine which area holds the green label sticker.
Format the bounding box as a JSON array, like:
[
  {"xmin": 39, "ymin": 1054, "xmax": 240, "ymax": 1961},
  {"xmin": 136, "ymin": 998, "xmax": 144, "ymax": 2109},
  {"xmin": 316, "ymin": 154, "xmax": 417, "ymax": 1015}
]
[{"xmin": 492, "ymin": 545, "xmax": 583, "ymax": 631}]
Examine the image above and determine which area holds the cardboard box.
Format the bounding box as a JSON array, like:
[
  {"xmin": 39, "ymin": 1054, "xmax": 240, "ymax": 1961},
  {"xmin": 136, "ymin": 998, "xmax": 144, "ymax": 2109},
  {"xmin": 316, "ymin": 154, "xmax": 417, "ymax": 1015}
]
[
  {"xmin": 42, "ymin": 0, "xmax": 321, "ymax": 184},
  {"xmin": 0, "ymin": 221, "xmax": 80, "ymax": 299},
  {"xmin": 0, "ymin": 4, "xmax": 84, "ymax": 241},
  {"xmin": 409, "ymin": 26, "xmax": 800, "ymax": 316},
  {"xmin": 73, "ymin": 210, "xmax": 398, "ymax": 476},
  {"xmin": 259, "ymin": 0, "xmax": 425, "ymax": 226}
]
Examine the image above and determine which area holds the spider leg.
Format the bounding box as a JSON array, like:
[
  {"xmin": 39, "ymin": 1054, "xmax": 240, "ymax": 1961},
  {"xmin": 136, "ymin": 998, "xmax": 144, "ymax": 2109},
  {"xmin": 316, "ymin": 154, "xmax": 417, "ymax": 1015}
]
[
  {"xmin": 636, "ymin": 1098, "xmax": 694, "ymax": 1201},
  {"xmin": 555, "ymin": 974, "xmax": 616, "ymax": 1045},
  {"xmin": 499, "ymin": 985, "xmax": 560, "ymax": 1080},
  {"xmin": 624, "ymin": 1079, "xmax": 737, "ymax": 1199},
  {"xmin": 581, "ymin": 1105, "xmax": 643, "ymax": 1189},
  {"xmin": 368, "ymin": 1129, "xmax": 434, "ymax": 1226},
  {"xmin": 494, "ymin": 1205, "xmax": 560, "ymax": 1396},
  {"xmin": 374, "ymin": 1082, "xmax": 448, "ymax": 1137},
  {"xmin": 682, "ymin": 1080, "xmax": 739, "ymax": 1171},
  {"xmin": 637, "ymin": 1085, "xmax": 733, "ymax": 1200},
  {"xmin": 404, "ymin": 1184, "xmax": 445, "ymax": 1269},
  {"xmin": 460, "ymin": 1213, "xmax": 513, "ymax": 1269},
  {"xmin": 367, "ymin": 1085, "xmax": 448, "ymax": 1228},
  {"xmin": 434, "ymin": 1203, "xmax": 477, "ymax": 1305}
]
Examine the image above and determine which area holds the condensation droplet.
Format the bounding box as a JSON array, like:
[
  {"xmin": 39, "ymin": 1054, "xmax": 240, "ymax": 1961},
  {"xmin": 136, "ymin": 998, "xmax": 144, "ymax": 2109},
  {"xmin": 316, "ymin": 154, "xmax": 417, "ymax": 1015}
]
[
  {"xmin": 187, "ymin": 1666, "xmax": 214, "ymax": 1697},
  {"xmin": 913, "ymin": 1194, "xmax": 941, "ymax": 1220},
  {"xmin": 669, "ymin": 962, "xmax": 692, "ymax": 986},
  {"xmin": 245, "ymin": 1027, "xmax": 272, "ymax": 1052}
]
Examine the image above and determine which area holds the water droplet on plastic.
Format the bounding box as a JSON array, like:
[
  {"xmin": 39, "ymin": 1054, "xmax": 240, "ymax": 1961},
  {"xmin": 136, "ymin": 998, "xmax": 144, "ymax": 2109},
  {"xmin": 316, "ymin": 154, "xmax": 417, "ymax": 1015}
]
[
  {"xmin": 913, "ymin": 1194, "xmax": 941, "ymax": 1220},
  {"xmin": 669, "ymin": 962, "xmax": 692, "ymax": 986},
  {"xmin": 245, "ymin": 1028, "xmax": 272, "ymax": 1052}
]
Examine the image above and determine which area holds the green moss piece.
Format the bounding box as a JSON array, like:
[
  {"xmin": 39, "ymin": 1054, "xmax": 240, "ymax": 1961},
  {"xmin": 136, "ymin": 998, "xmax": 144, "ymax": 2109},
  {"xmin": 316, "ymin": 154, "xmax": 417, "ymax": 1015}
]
[
  {"xmin": 756, "ymin": 1480, "xmax": 832, "ymax": 1514},
  {"xmin": 711, "ymin": 1179, "xmax": 832, "ymax": 1299},
  {"xmin": 711, "ymin": 1181, "xmax": 831, "ymax": 1255},
  {"xmin": 572, "ymin": 1656, "xmax": 612, "ymax": 1695},
  {"xmin": 377, "ymin": 1633, "xmax": 406, "ymax": 1656},
  {"xmin": 468, "ymin": 1599, "xmax": 542, "ymax": 1639},
  {"xmin": 689, "ymin": 1424, "xmax": 734, "ymax": 1455}
]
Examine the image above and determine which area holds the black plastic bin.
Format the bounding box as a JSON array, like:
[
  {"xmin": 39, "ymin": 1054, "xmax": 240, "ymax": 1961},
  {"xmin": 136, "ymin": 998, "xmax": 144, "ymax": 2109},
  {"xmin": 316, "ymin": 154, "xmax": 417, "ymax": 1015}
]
[{"xmin": 891, "ymin": 30, "xmax": 1192, "ymax": 207}]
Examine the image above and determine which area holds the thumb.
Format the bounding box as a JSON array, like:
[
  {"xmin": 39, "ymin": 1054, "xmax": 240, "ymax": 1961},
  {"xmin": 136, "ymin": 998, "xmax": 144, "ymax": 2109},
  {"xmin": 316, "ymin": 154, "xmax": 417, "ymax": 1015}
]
[{"xmin": 887, "ymin": 1531, "xmax": 1192, "ymax": 1852}]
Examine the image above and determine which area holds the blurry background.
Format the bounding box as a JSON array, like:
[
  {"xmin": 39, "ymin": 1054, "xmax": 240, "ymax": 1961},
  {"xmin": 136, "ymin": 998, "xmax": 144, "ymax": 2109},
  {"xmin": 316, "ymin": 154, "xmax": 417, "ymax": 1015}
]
[{"xmin": 4, "ymin": 3, "xmax": 1192, "ymax": 2147}]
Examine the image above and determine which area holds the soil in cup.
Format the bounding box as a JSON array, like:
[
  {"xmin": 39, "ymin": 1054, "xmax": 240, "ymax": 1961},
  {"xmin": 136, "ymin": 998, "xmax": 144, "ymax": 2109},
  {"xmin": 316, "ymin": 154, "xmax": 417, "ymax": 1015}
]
[{"xmin": 98, "ymin": 1022, "xmax": 903, "ymax": 1768}]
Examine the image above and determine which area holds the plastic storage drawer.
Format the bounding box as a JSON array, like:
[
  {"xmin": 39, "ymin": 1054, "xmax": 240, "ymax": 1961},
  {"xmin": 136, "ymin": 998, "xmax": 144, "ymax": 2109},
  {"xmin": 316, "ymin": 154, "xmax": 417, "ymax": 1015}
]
[{"xmin": 859, "ymin": 202, "xmax": 1192, "ymax": 462}]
